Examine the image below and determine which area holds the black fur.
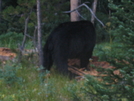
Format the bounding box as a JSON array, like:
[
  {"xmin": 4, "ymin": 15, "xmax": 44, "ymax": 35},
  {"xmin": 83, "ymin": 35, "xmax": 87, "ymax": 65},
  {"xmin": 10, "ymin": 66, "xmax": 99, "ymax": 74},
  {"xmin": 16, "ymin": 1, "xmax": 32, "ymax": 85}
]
[{"xmin": 43, "ymin": 20, "xmax": 96, "ymax": 74}]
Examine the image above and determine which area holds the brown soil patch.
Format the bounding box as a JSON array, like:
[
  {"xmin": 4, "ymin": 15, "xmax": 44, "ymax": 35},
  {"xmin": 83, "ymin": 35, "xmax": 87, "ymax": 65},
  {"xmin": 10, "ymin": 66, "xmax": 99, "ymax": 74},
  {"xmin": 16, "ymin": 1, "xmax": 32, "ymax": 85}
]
[
  {"xmin": 0, "ymin": 47, "xmax": 16, "ymax": 61},
  {"xmin": 68, "ymin": 56, "xmax": 120, "ymax": 77}
]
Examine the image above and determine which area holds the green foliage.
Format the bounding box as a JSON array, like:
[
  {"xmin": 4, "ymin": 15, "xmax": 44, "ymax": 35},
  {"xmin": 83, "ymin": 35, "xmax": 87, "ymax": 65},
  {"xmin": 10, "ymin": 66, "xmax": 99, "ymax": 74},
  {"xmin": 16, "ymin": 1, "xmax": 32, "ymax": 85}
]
[
  {"xmin": 82, "ymin": 0, "xmax": 134, "ymax": 101},
  {"xmin": 1, "ymin": 0, "xmax": 69, "ymax": 36},
  {"xmin": 0, "ymin": 64, "xmax": 23, "ymax": 86},
  {"xmin": 0, "ymin": 32, "xmax": 23, "ymax": 41},
  {"xmin": 0, "ymin": 32, "xmax": 23, "ymax": 48},
  {"xmin": 83, "ymin": 75, "xmax": 114, "ymax": 101},
  {"xmin": 108, "ymin": 0, "xmax": 134, "ymax": 73}
]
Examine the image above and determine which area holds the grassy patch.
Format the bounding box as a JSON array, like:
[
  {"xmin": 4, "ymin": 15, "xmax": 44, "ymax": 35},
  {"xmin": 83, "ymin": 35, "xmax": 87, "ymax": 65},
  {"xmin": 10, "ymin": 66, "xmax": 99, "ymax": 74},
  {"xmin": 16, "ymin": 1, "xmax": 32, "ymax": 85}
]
[{"xmin": 0, "ymin": 62, "xmax": 88, "ymax": 101}]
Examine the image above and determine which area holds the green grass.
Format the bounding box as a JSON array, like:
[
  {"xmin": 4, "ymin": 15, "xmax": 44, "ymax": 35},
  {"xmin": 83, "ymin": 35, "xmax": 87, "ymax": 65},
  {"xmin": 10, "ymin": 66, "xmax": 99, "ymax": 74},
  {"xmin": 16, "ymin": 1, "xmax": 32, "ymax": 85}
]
[{"xmin": 0, "ymin": 61, "xmax": 87, "ymax": 101}]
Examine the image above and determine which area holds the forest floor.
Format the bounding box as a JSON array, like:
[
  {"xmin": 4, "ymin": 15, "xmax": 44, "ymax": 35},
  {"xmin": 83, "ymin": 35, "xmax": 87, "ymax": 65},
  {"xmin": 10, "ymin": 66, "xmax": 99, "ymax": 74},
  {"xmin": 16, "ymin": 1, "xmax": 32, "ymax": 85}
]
[{"xmin": 0, "ymin": 47, "xmax": 120, "ymax": 79}]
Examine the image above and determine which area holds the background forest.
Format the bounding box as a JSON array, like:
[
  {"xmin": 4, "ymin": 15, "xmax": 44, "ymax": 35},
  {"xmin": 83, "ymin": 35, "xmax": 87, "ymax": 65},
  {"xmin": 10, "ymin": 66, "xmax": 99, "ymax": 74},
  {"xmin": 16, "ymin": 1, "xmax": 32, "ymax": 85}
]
[{"xmin": 0, "ymin": 0, "xmax": 134, "ymax": 101}]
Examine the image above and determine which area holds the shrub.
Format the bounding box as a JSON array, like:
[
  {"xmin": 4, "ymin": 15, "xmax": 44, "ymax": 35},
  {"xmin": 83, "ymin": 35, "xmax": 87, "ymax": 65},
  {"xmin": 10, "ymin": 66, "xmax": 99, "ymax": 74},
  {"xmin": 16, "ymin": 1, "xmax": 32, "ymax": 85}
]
[
  {"xmin": 82, "ymin": 1, "xmax": 134, "ymax": 100},
  {"xmin": 0, "ymin": 32, "xmax": 23, "ymax": 48},
  {"xmin": 0, "ymin": 64, "xmax": 23, "ymax": 86}
]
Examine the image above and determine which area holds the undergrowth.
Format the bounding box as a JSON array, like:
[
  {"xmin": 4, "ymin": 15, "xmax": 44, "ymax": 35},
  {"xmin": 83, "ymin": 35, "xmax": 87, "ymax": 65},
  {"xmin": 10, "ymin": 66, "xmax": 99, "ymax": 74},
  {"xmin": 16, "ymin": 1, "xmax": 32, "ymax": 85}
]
[
  {"xmin": 0, "ymin": 32, "xmax": 34, "ymax": 49},
  {"xmin": 0, "ymin": 42, "xmax": 132, "ymax": 101},
  {"xmin": 0, "ymin": 60, "xmax": 88, "ymax": 101}
]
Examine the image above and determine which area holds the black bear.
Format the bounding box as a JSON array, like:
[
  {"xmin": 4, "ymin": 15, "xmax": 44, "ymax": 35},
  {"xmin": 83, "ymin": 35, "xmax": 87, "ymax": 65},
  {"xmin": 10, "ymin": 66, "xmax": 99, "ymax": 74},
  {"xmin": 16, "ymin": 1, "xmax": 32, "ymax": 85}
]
[{"xmin": 43, "ymin": 20, "xmax": 96, "ymax": 75}]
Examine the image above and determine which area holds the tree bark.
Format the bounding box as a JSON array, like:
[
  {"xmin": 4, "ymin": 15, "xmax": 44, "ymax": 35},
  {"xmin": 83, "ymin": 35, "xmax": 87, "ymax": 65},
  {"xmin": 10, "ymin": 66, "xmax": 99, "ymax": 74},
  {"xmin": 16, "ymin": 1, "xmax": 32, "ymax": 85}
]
[
  {"xmin": 37, "ymin": 0, "xmax": 43, "ymax": 66},
  {"xmin": 70, "ymin": 0, "xmax": 81, "ymax": 21},
  {"xmin": 91, "ymin": 0, "xmax": 98, "ymax": 24}
]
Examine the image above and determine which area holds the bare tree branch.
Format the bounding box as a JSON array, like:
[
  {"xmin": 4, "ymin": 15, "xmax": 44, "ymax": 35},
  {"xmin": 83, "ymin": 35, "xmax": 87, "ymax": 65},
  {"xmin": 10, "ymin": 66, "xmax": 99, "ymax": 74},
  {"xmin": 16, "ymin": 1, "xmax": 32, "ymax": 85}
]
[
  {"xmin": 19, "ymin": 9, "xmax": 33, "ymax": 52},
  {"xmin": 64, "ymin": 2, "xmax": 105, "ymax": 27},
  {"xmin": 17, "ymin": 15, "xmax": 30, "ymax": 63},
  {"xmin": 25, "ymin": 33, "xmax": 33, "ymax": 39},
  {"xmin": 20, "ymin": 16, "xmax": 29, "ymax": 51},
  {"xmin": 76, "ymin": 10, "xmax": 86, "ymax": 20}
]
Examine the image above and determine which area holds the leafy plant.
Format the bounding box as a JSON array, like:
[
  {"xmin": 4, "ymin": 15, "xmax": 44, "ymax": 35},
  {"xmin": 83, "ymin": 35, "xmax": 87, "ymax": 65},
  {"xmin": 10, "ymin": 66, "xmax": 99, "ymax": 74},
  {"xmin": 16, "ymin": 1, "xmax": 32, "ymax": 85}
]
[
  {"xmin": 0, "ymin": 64, "xmax": 23, "ymax": 86},
  {"xmin": 0, "ymin": 32, "xmax": 23, "ymax": 48}
]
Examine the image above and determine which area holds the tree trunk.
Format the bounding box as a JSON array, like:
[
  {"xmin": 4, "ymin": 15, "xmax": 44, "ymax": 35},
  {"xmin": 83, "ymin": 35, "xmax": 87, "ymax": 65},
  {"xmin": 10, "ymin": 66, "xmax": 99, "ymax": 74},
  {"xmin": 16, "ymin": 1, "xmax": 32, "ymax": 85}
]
[
  {"xmin": 70, "ymin": 0, "xmax": 81, "ymax": 21},
  {"xmin": 37, "ymin": 0, "xmax": 43, "ymax": 66},
  {"xmin": 91, "ymin": 0, "xmax": 98, "ymax": 24}
]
